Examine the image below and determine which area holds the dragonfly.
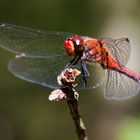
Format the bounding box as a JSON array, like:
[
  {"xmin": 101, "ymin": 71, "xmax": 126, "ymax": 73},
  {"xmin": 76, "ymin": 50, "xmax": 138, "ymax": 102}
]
[{"xmin": 0, "ymin": 23, "xmax": 140, "ymax": 100}]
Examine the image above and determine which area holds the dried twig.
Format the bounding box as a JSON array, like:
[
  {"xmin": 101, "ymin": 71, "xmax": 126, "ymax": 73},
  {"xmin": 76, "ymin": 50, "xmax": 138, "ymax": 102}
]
[
  {"xmin": 63, "ymin": 87, "xmax": 88, "ymax": 140},
  {"xmin": 49, "ymin": 68, "xmax": 88, "ymax": 140}
]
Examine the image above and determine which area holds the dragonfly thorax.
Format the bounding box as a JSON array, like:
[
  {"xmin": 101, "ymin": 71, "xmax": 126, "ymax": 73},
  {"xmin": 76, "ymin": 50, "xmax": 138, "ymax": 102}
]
[{"xmin": 81, "ymin": 39, "xmax": 103, "ymax": 63}]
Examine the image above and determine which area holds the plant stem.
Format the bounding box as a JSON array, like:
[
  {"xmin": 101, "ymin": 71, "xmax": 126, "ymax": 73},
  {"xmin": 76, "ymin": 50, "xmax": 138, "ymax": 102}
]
[{"xmin": 62, "ymin": 87, "xmax": 88, "ymax": 140}]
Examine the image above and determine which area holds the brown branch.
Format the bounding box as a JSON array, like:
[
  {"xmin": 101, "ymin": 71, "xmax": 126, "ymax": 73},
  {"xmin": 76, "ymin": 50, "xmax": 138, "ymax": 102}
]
[
  {"xmin": 62, "ymin": 87, "xmax": 88, "ymax": 140},
  {"xmin": 49, "ymin": 68, "xmax": 89, "ymax": 140}
]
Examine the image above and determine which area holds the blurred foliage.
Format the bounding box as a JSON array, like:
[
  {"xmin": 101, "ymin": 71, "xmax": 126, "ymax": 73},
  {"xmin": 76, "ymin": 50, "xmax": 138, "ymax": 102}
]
[
  {"xmin": 0, "ymin": 0, "xmax": 111, "ymax": 35},
  {"xmin": 0, "ymin": 0, "xmax": 140, "ymax": 140},
  {"xmin": 116, "ymin": 116, "xmax": 140, "ymax": 140}
]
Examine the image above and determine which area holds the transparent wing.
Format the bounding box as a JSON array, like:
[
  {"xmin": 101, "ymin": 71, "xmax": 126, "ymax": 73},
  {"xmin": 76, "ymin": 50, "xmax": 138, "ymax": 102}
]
[
  {"xmin": 8, "ymin": 56, "xmax": 106, "ymax": 89},
  {"xmin": 101, "ymin": 38, "xmax": 131, "ymax": 66},
  {"xmin": 0, "ymin": 23, "xmax": 74, "ymax": 58},
  {"xmin": 104, "ymin": 69, "xmax": 140, "ymax": 100},
  {"xmin": 79, "ymin": 62, "xmax": 106, "ymax": 89},
  {"xmin": 8, "ymin": 56, "xmax": 69, "ymax": 89}
]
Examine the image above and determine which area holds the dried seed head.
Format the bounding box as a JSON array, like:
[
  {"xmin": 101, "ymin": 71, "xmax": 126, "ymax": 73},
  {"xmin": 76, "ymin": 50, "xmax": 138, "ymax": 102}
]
[
  {"xmin": 48, "ymin": 89, "xmax": 66, "ymax": 102},
  {"xmin": 57, "ymin": 68, "xmax": 81, "ymax": 87},
  {"xmin": 49, "ymin": 68, "xmax": 81, "ymax": 102}
]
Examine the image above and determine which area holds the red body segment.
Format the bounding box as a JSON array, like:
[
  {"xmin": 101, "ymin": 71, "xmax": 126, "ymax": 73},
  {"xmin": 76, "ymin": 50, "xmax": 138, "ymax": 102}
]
[
  {"xmin": 83, "ymin": 38, "xmax": 120, "ymax": 69},
  {"xmin": 83, "ymin": 38, "xmax": 140, "ymax": 83}
]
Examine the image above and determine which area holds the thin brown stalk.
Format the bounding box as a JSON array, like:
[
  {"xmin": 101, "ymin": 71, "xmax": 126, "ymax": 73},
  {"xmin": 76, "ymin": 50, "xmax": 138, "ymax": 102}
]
[
  {"xmin": 62, "ymin": 87, "xmax": 88, "ymax": 140},
  {"xmin": 50, "ymin": 68, "xmax": 89, "ymax": 140}
]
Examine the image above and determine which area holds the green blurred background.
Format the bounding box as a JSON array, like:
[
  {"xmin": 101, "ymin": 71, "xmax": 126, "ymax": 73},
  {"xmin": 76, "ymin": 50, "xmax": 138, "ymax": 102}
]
[{"xmin": 0, "ymin": 0, "xmax": 140, "ymax": 140}]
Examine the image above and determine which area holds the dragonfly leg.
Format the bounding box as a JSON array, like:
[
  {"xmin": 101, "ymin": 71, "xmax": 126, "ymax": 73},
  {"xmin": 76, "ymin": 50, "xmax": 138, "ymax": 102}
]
[
  {"xmin": 73, "ymin": 56, "xmax": 81, "ymax": 65},
  {"xmin": 65, "ymin": 55, "xmax": 81, "ymax": 70},
  {"xmin": 65, "ymin": 56, "xmax": 77, "ymax": 68},
  {"xmin": 80, "ymin": 60, "xmax": 89, "ymax": 88}
]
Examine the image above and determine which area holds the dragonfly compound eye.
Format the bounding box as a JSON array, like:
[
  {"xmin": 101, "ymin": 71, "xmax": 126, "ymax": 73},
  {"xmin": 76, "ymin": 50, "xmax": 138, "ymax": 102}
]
[
  {"xmin": 64, "ymin": 39, "xmax": 75, "ymax": 55},
  {"xmin": 64, "ymin": 36, "xmax": 84, "ymax": 56}
]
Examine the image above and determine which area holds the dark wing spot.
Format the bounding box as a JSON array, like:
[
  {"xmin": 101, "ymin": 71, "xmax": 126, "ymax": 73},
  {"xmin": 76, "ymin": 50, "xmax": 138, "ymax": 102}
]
[{"xmin": 125, "ymin": 38, "xmax": 130, "ymax": 43}]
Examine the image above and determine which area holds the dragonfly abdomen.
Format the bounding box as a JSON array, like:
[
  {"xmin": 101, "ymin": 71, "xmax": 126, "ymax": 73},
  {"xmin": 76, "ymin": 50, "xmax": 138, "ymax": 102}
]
[{"xmin": 115, "ymin": 66, "xmax": 140, "ymax": 84}]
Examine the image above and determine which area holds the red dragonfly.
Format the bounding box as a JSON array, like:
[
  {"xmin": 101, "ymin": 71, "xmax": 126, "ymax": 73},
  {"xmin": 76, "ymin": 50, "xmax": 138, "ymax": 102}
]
[{"xmin": 0, "ymin": 23, "xmax": 139, "ymax": 100}]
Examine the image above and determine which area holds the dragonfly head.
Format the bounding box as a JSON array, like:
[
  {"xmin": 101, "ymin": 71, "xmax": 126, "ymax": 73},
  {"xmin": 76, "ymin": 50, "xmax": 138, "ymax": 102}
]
[{"xmin": 64, "ymin": 36, "xmax": 84, "ymax": 56}]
